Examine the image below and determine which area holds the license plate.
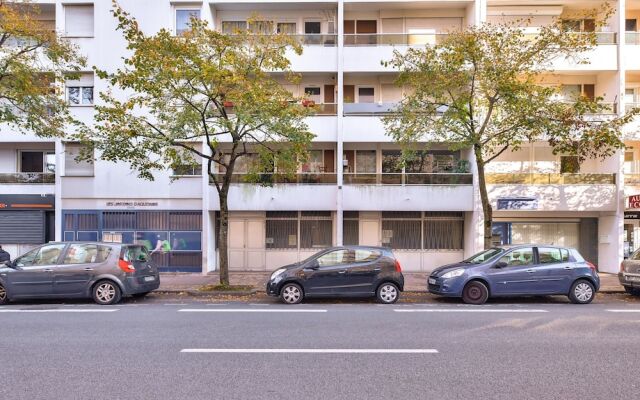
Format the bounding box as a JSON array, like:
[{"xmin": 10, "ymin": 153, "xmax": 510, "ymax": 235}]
[
  {"xmin": 428, "ymin": 278, "xmax": 437, "ymax": 285},
  {"xmin": 144, "ymin": 276, "xmax": 155, "ymax": 282},
  {"xmin": 627, "ymin": 275, "xmax": 640, "ymax": 282}
]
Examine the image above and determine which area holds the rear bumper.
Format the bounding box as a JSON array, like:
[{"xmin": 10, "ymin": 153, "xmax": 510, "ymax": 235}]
[
  {"xmin": 619, "ymin": 272, "xmax": 640, "ymax": 288},
  {"xmin": 123, "ymin": 274, "xmax": 160, "ymax": 295}
]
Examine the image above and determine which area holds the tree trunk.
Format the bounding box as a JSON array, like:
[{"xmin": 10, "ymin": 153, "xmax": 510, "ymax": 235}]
[
  {"xmin": 217, "ymin": 189, "xmax": 230, "ymax": 286},
  {"xmin": 474, "ymin": 145, "xmax": 493, "ymax": 250}
]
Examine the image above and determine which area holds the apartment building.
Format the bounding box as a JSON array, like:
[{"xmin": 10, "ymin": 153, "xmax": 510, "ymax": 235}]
[{"xmin": 1, "ymin": 0, "xmax": 638, "ymax": 274}]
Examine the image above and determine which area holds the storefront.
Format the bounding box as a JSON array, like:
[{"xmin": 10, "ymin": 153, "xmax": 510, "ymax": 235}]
[
  {"xmin": 0, "ymin": 194, "xmax": 55, "ymax": 258},
  {"xmin": 624, "ymin": 195, "xmax": 640, "ymax": 258}
]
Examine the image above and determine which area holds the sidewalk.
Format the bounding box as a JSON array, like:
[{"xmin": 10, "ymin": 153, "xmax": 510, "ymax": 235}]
[{"xmin": 158, "ymin": 271, "xmax": 624, "ymax": 293}]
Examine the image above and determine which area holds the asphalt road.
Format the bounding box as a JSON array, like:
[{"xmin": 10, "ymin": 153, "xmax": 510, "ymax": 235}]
[{"xmin": 1, "ymin": 294, "xmax": 640, "ymax": 400}]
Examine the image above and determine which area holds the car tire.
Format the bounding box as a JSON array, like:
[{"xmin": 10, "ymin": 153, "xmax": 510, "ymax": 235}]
[
  {"xmin": 280, "ymin": 283, "xmax": 303, "ymax": 305},
  {"xmin": 376, "ymin": 282, "xmax": 400, "ymax": 304},
  {"xmin": 92, "ymin": 280, "xmax": 122, "ymax": 305},
  {"xmin": 131, "ymin": 291, "xmax": 151, "ymax": 299},
  {"xmin": 0, "ymin": 283, "xmax": 8, "ymax": 305},
  {"xmin": 569, "ymin": 280, "xmax": 595, "ymax": 304},
  {"xmin": 624, "ymin": 286, "xmax": 640, "ymax": 296},
  {"xmin": 462, "ymin": 281, "xmax": 489, "ymax": 305}
]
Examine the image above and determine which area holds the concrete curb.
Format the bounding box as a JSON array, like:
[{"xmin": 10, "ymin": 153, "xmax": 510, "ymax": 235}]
[{"xmin": 155, "ymin": 288, "xmax": 626, "ymax": 296}]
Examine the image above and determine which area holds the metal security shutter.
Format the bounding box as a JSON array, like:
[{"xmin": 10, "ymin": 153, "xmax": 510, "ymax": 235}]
[{"xmin": 0, "ymin": 211, "xmax": 44, "ymax": 244}]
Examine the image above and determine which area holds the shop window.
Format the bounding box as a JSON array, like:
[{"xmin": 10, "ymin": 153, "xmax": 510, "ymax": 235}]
[
  {"xmin": 176, "ymin": 9, "xmax": 200, "ymax": 36},
  {"xmin": 135, "ymin": 231, "xmax": 169, "ymax": 253},
  {"xmin": 64, "ymin": 5, "xmax": 94, "ymax": 37},
  {"xmin": 170, "ymin": 232, "xmax": 202, "ymax": 251},
  {"xmin": 102, "ymin": 231, "xmax": 135, "ymax": 244}
]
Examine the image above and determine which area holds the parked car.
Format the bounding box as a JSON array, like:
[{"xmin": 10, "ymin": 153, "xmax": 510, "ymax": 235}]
[
  {"xmin": 428, "ymin": 245, "xmax": 599, "ymax": 305},
  {"xmin": 266, "ymin": 246, "xmax": 404, "ymax": 304},
  {"xmin": 0, "ymin": 242, "xmax": 160, "ymax": 305},
  {"xmin": 620, "ymin": 250, "xmax": 640, "ymax": 296}
]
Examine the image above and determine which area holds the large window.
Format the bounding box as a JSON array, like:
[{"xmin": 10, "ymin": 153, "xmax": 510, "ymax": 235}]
[
  {"xmin": 382, "ymin": 211, "xmax": 464, "ymax": 251},
  {"xmin": 355, "ymin": 150, "xmax": 376, "ymax": 173},
  {"xmin": 424, "ymin": 212, "xmax": 464, "ymax": 250},
  {"xmin": 510, "ymin": 222, "xmax": 580, "ymax": 248},
  {"xmin": 64, "ymin": 5, "xmax": 94, "ymax": 37},
  {"xmin": 176, "ymin": 9, "xmax": 200, "ymax": 36},
  {"xmin": 343, "ymin": 211, "xmax": 359, "ymax": 246},
  {"xmin": 64, "ymin": 143, "xmax": 94, "ymax": 176},
  {"xmin": 266, "ymin": 211, "xmax": 333, "ymax": 250},
  {"xmin": 20, "ymin": 151, "xmax": 55, "ymax": 173}
]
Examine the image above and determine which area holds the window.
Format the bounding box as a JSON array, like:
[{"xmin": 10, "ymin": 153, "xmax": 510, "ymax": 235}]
[
  {"xmin": 343, "ymin": 211, "xmax": 359, "ymax": 246},
  {"xmin": 559, "ymin": 84, "xmax": 594, "ymax": 102},
  {"xmin": 221, "ymin": 21, "xmax": 247, "ymax": 34},
  {"xmin": 358, "ymin": 87, "xmax": 375, "ymax": 103},
  {"xmin": 537, "ymin": 247, "xmax": 563, "ymax": 264},
  {"xmin": 304, "ymin": 21, "xmax": 321, "ymax": 34},
  {"xmin": 561, "ymin": 249, "xmax": 570, "ymax": 262},
  {"xmin": 511, "ymin": 222, "xmax": 580, "ymax": 249},
  {"xmin": 248, "ymin": 20, "xmax": 274, "ymax": 34},
  {"xmin": 277, "ymin": 22, "xmax": 296, "ymax": 34},
  {"xmin": 15, "ymin": 244, "xmax": 67, "ymax": 267},
  {"xmin": 170, "ymin": 232, "xmax": 202, "ymax": 251},
  {"xmin": 499, "ymin": 248, "xmax": 534, "ymax": 266},
  {"xmin": 627, "ymin": 19, "xmax": 638, "ymax": 32},
  {"xmin": 382, "ymin": 150, "xmax": 402, "ymax": 173},
  {"xmin": 64, "ymin": 5, "xmax": 94, "ymax": 37},
  {"xmin": 300, "ymin": 211, "xmax": 332, "ymax": 249},
  {"xmin": 304, "ymin": 87, "xmax": 321, "ymax": 104},
  {"xmin": 381, "ymin": 212, "xmax": 421, "ymax": 250},
  {"xmin": 136, "ymin": 232, "xmax": 170, "ymax": 253},
  {"xmin": 63, "ymin": 244, "xmax": 111, "ymax": 264},
  {"xmin": 561, "ymin": 19, "xmax": 595, "ymax": 32},
  {"xmin": 317, "ymin": 249, "xmax": 352, "ymax": 267},
  {"xmin": 423, "ymin": 212, "xmax": 464, "ymax": 250},
  {"xmin": 67, "ymin": 73, "xmax": 94, "ymax": 106},
  {"xmin": 354, "ymin": 249, "xmax": 380, "ymax": 262},
  {"xmin": 124, "ymin": 246, "xmax": 149, "ymax": 262},
  {"xmin": 176, "ymin": 9, "xmax": 200, "ymax": 36},
  {"xmin": 355, "ymin": 150, "xmax": 376, "ymax": 173},
  {"xmin": 266, "ymin": 211, "xmax": 298, "ymax": 249},
  {"xmin": 64, "ymin": 143, "xmax": 94, "ymax": 176},
  {"xmin": 20, "ymin": 151, "xmax": 44, "ymax": 173},
  {"xmin": 301, "ymin": 150, "xmax": 323, "ymax": 173},
  {"xmin": 560, "ymin": 155, "xmax": 580, "ymax": 173}
]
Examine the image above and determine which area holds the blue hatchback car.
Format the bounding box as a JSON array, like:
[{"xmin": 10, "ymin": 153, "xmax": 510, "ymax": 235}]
[{"xmin": 428, "ymin": 245, "xmax": 600, "ymax": 305}]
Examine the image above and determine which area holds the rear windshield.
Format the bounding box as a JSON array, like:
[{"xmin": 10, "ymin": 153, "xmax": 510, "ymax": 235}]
[{"xmin": 123, "ymin": 246, "xmax": 150, "ymax": 262}]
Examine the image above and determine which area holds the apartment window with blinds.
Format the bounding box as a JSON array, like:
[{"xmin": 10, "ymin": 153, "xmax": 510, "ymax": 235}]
[
  {"xmin": 300, "ymin": 212, "xmax": 332, "ymax": 249},
  {"xmin": 382, "ymin": 212, "xmax": 422, "ymax": 250},
  {"xmin": 424, "ymin": 212, "xmax": 464, "ymax": 250},
  {"xmin": 221, "ymin": 21, "xmax": 247, "ymax": 34},
  {"xmin": 343, "ymin": 211, "xmax": 359, "ymax": 246},
  {"xmin": 64, "ymin": 5, "xmax": 94, "ymax": 37},
  {"xmin": 266, "ymin": 212, "xmax": 298, "ymax": 249}
]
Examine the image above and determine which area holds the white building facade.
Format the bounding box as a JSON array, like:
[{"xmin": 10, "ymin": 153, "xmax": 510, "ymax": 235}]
[{"xmin": 2, "ymin": 0, "xmax": 640, "ymax": 274}]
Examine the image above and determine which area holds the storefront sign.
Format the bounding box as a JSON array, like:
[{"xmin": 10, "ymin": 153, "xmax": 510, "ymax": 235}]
[
  {"xmin": 497, "ymin": 197, "xmax": 538, "ymax": 210},
  {"xmin": 0, "ymin": 194, "xmax": 54, "ymax": 210},
  {"xmin": 625, "ymin": 211, "xmax": 640, "ymax": 220},
  {"xmin": 105, "ymin": 201, "xmax": 159, "ymax": 207},
  {"xmin": 628, "ymin": 195, "xmax": 640, "ymax": 210}
]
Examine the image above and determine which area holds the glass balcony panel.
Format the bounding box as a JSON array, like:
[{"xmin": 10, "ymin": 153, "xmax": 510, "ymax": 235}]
[{"xmin": 0, "ymin": 173, "xmax": 55, "ymax": 184}]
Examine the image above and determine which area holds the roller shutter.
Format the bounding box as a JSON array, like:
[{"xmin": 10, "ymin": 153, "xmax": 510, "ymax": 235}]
[{"xmin": 0, "ymin": 211, "xmax": 45, "ymax": 244}]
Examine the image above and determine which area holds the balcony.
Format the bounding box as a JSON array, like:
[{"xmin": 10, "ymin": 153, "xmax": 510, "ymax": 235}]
[
  {"xmin": 344, "ymin": 33, "xmax": 448, "ymax": 47},
  {"xmin": 344, "ymin": 173, "xmax": 472, "ymax": 185},
  {"xmin": 343, "ymin": 102, "xmax": 397, "ymax": 116},
  {"xmin": 210, "ymin": 173, "xmax": 337, "ymax": 184},
  {"xmin": 0, "ymin": 173, "xmax": 55, "ymax": 184},
  {"xmin": 286, "ymin": 34, "xmax": 337, "ymax": 72},
  {"xmin": 487, "ymin": 173, "xmax": 617, "ymax": 212}
]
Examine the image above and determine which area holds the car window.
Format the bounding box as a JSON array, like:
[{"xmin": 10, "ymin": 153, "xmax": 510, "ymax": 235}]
[
  {"xmin": 561, "ymin": 249, "xmax": 569, "ymax": 262},
  {"xmin": 317, "ymin": 250, "xmax": 353, "ymax": 267},
  {"xmin": 538, "ymin": 247, "xmax": 563, "ymax": 264},
  {"xmin": 498, "ymin": 248, "xmax": 534, "ymax": 266},
  {"xmin": 15, "ymin": 244, "xmax": 67, "ymax": 267},
  {"xmin": 123, "ymin": 246, "xmax": 149, "ymax": 262},
  {"xmin": 354, "ymin": 249, "xmax": 380, "ymax": 263},
  {"xmin": 464, "ymin": 248, "xmax": 505, "ymax": 264},
  {"xmin": 63, "ymin": 244, "xmax": 111, "ymax": 264}
]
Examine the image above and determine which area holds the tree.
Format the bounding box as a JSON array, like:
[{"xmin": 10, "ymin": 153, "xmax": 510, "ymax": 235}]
[
  {"xmin": 79, "ymin": 2, "xmax": 313, "ymax": 285},
  {"xmin": 0, "ymin": 0, "xmax": 85, "ymax": 137},
  {"xmin": 383, "ymin": 5, "xmax": 637, "ymax": 249}
]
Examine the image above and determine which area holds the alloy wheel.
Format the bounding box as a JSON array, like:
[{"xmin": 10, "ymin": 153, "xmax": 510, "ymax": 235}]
[
  {"xmin": 574, "ymin": 282, "xmax": 593, "ymax": 302},
  {"xmin": 379, "ymin": 284, "xmax": 398, "ymax": 303},
  {"xmin": 282, "ymin": 285, "xmax": 301, "ymax": 304},
  {"xmin": 0, "ymin": 285, "xmax": 6, "ymax": 302},
  {"xmin": 96, "ymin": 283, "xmax": 116, "ymax": 303}
]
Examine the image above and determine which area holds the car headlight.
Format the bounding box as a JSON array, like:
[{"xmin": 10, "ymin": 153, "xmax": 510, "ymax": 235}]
[
  {"xmin": 270, "ymin": 268, "xmax": 287, "ymax": 280},
  {"xmin": 441, "ymin": 268, "xmax": 465, "ymax": 279}
]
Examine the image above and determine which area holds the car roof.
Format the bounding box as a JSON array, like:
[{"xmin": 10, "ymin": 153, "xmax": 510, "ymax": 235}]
[{"xmin": 497, "ymin": 244, "xmax": 576, "ymax": 251}]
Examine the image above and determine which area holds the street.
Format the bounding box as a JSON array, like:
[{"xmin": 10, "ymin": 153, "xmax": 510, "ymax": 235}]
[{"xmin": 1, "ymin": 294, "xmax": 640, "ymax": 400}]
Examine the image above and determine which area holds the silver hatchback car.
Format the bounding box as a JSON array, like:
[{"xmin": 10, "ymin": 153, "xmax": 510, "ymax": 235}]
[{"xmin": 0, "ymin": 242, "xmax": 160, "ymax": 305}]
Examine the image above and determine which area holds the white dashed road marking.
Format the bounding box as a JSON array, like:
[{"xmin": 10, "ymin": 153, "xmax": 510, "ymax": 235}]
[
  {"xmin": 178, "ymin": 309, "xmax": 327, "ymax": 313},
  {"xmin": 181, "ymin": 348, "xmax": 438, "ymax": 354},
  {"xmin": 0, "ymin": 309, "xmax": 119, "ymax": 313},
  {"xmin": 394, "ymin": 309, "xmax": 549, "ymax": 313}
]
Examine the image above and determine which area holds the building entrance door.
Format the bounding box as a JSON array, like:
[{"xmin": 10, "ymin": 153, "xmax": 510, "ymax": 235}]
[
  {"xmin": 228, "ymin": 219, "xmax": 265, "ymax": 271},
  {"xmin": 360, "ymin": 220, "xmax": 379, "ymax": 246}
]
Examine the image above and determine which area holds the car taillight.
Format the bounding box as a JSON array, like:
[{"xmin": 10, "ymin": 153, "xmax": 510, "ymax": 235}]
[
  {"xmin": 118, "ymin": 259, "xmax": 135, "ymax": 273},
  {"xmin": 394, "ymin": 259, "xmax": 402, "ymax": 273},
  {"xmin": 586, "ymin": 261, "xmax": 597, "ymax": 273}
]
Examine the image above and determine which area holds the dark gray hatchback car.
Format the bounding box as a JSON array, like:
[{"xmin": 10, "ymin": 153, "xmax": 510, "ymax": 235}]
[
  {"xmin": 620, "ymin": 249, "xmax": 640, "ymax": 296},
  {"xmin": 0, "ymin": 242, "xmax": 160, "ymax": 305},
  {"xmin": 266, "ymin": 246, "xmax": 404, "ymax": 304}
]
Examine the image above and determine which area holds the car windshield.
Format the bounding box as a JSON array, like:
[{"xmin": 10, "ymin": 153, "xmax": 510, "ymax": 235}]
[
  {"xmin": 463, "ymin": 248, "xmax": 505, "ymax": 264},
  {"xmin": 124, "ymin": 246, "xmax": 149, "ymax": 262}
]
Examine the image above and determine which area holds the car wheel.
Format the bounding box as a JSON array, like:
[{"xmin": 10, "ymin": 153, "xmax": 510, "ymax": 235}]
[
  {"xmin": 280, "ymin": 283, "xmax": 303, "ymax": 305},
  {"xmin": 462, "ymin": 281, "xmax": 489, "ymax": 305},
  {"xmin": 624, "ymin": 286, "xmax": 640, "ymax": 296},
  {"xmin": 131, "ymin": 291, "xmax": 151, "ymax": 299},
  {"xmin": 92, "ymin": 280, "xmax": 122, "ymax": 305},
  {"xmin": 0, "ymin": 283, "xmax": 8, "ymax": 305},
  {"xmin": 376, "ymin": 282, "xmax": 399, "ymax": 304},
  {"xmin": 569, "ymin": 280, "xmax": 595, "ymax": 304}
]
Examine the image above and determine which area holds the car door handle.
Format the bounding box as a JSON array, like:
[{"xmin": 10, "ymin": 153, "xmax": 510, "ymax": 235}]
[
  {"xmin": 373, "ymin": 268, "xmax": 381, "ymax": 271},
  {"xmin": 43, "ymin": 269, "xmax": 53, "ymax": 272},
  {"xmin": 338, "ymin": 270, "xmax": 347, "ymax": 274},
  {"xmin": 84, "ymin": 268, "xmax": 94, "ymax": 271},
  {"xmin": 564, "ymin": 266, "xmax": 572, "ymax": 270},
  {"xmin": 526, "ymin": 269, "xmax": 535, "ymax": 273}
]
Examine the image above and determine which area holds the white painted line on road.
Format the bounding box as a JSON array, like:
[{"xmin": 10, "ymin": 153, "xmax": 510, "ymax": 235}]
[
  {"xmin": 394, "ymin": 309, "xmax": 548, "ymax": 313},
  {"xmin": 178, "ymin": 309, "xmax": 327, "ymax": 313},
  {"xmin": 0, "ymin": 309, "xmax": 119, "ymax": 313},
  {"xmin": 607, "ymin": 309, "xmax": 640, "ymax": 313},
  {"xmin": 181, "ymin": 348, "xmax": 438, "ymax": 354}
]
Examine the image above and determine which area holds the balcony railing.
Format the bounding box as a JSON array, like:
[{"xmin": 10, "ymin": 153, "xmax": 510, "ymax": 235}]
[
  {"xmin": 522, "ymin": 31, "xmax": 616, "ymax": 44},
  {"xmin": 288, "ymin": 34, "xmax": 337, "ymax": 46},
  {"xmin": 343, "ymin": 173, "xmax": 473, "ymax": 185},
  {"xmin": 626, "ymin": 32, "xmax": 640, "ymax": 45},
  {"xmin": 486, "ymin": 173, "xmax": 616, "ymax": 185},
  {"xmin": 0, "ymin": 172, "xmax": 55, "ymax": 184},
  {"xmin": 309, "ymin": 103, "xmax": 337, "ymax": 115},
  {"xmin": 626, "ymin": 102, "xmax": 640, "ymax": 113},
  {"xmin": 343, "ymin": 102, "xmax": 399, "ymax": 116},
  {"xmin": 344, "ymin": 33, "xmax": 448, "ymax": 46},
  {"xmin": 210, "ymin": 173, "xmax": 337, "ymax": 184}
]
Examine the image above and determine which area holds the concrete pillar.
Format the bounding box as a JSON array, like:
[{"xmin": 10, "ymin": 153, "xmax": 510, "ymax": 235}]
[
  {"xmin": 54, "ymin": 139, "xmax": 63, "ymax": 242},
  {"xmin": 599, "ymin": 213, "xmax": 624, "ymax": 273},
  {"xmin": 336, "ymin": 0, "xmax": 344, "ymax": 245}
]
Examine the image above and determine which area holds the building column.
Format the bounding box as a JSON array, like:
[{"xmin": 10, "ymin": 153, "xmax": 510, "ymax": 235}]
[
  {"xmin": 54, "ymin": 139, "xmax": 63, "ymax": 242},
  {"xmin": 201, "ymin": 136, "xmax": 216, "ymax": 274},
  {"xmin": 336, "ymin": 0, "xmax": 344, "ymax": 245}
]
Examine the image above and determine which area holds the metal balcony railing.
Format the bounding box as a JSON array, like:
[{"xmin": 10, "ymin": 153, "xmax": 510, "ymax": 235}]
[
  {"xmin": 343, "ymin": 173, "xmax": 473, "ymax": 185},
  {"xmin": 522, "ymin": 31, "xmax": 616, "ymax": 44},
  {"xmin": 210, "ymin": 173, "xmax": 337, "ymax": 184},
  {"xmin": 626, "ymin": 32, "xmax": 640, "ymax": 45},
  {"xmin": 344, "ymin": 33, "xmax": 449, "ymax": 46},
  {"xmin": 343, "ymin": 102, "xmax": 399, "ymax": 115},
  {"xmin": 0, "ymin": 172, "xmax": 55, "ymax": 184},
  {"xmin": 486, "ymin": 173, "xmax": 616, "ymax": 185}
]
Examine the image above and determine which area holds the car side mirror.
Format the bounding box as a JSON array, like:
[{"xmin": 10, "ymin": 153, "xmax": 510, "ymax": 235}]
[
  {"xmin": 308, "ymin": 261, "xmax": 320, "ymax": 270},
  {"xmin": 2, "ymin": 260, "xmax": 11, "ymax": 268},
  {"xmin": 494, "ymin": 261, "xmax": 508, "ymax": 269}
]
